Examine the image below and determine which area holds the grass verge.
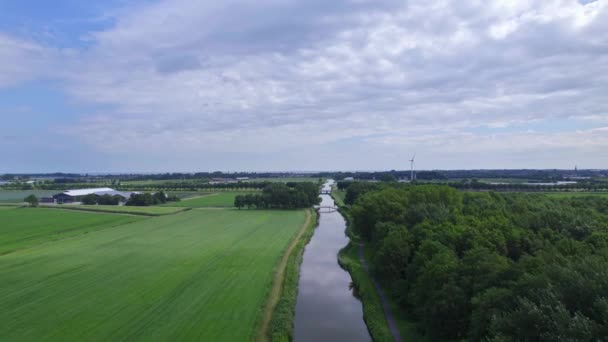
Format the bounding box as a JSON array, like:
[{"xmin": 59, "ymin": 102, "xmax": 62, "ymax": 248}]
[{"xmin": 264, "ymin": 209, "xmax": 319, "ymax": 342}]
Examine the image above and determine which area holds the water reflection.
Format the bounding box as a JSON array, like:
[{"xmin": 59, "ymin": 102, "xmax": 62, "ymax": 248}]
[{"xmin": 294, "ymin": 180, "xmax": 370, "ymax": 341}]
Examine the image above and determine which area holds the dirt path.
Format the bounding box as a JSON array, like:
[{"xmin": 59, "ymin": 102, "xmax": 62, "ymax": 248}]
[
  {"xmin": 359, "ymin": 243, "xmax": 403, "ymax": 342},
  {"xmin": 256, "ymin": 209, "xmax": 312, "ymax": 342}
]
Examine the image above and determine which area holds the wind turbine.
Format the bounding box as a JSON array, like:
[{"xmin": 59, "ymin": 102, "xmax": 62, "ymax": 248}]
[{"xmin": 409, "ymin": 154, "xmax": 416, "ymax": 181}]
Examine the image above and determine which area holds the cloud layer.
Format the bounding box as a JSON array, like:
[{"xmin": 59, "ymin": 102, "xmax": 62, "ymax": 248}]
[{"xmin": 1, "ymin": 0, "xmax": 608, "ymax": 171}]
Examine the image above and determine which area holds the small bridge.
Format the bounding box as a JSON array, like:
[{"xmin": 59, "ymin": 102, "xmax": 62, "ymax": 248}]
[
  {"xmin": 320, "ymin": 190, "xmax": 331, "ymax": 194},
  {"xmin": 315, "ymin": 205, "xmax": 338, "ymax": 213}
]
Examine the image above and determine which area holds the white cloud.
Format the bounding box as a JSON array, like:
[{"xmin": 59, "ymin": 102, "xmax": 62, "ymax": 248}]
[
  {"xmin": 0, "ymin": 34, "xmax": 57, "ymax": 88},
  {"xmin": 5, "ymin": 0, "xmax": 608, "ymax": 170}
]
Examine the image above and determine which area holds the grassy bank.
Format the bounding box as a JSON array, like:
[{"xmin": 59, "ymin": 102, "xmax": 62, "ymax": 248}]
[
  {"xmin": 333, "ymin": 192, "xmax": 426, "ymax": 342},
  {"xmin": 332, "ymin": 189, "xmax": 346, "ymax": 207},
  {"xmin": 267, "ymin": 209, "xmax": 319, "ymax": 342}
]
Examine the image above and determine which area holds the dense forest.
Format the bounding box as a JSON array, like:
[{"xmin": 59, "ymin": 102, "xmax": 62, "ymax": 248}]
[
  {"xmin": 346, "ymin": 184, "xmax": 608, "ymax": 341},
  {"xmin": 234, "ymin": 183, "xmax": 320, "ymax": 209}
]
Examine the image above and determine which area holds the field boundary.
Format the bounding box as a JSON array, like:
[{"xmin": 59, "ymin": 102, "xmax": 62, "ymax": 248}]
[
  {"xmin": 38, "ymin": 205, "xmax": 191, "ymax": 216},
  {"xmin": 255, "ymin": 209, "xmax": 317, "ymax": 342},
  {"xmin": 179, "ymin": 192, "xmax": 219, "ymax": 201}
]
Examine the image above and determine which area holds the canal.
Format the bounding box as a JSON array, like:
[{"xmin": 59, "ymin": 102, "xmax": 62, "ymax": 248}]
[{"xmin": 294, "ymin": 180, "xmax": 370, "ymax": 341}]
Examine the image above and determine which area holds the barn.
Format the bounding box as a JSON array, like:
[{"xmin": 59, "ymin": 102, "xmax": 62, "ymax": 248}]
[{"xmin": 52, "ymin": 188, "xmax": 138, "ymax": 204}]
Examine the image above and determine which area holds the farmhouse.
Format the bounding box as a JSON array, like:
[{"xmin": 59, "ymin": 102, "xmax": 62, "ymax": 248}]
[{"xmin": 52, "ymin": 188, "xmax": 138, "ymax": 204}]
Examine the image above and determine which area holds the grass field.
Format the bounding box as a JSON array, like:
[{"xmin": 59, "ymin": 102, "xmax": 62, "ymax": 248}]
[
  {"xmin": 121, "ymin": 179, "xmax": 209, "ymax": 186},
  {"xmin": 0, "ymin": 207, "xmax": 143, "ymax": 255},
  {"xmin": 169, "ymin": 191, "xmax": 214, "ymax": 199},
  {"xmin": 246, "ymin": 177, "xmax": 322, "ymax": 183},
  {"xmin": 164, "ymin": 192, "xmax": 247, "ymax": 208},
  {"xmin": 0, "ymin": 190, "xmax": 59, "ymax": 203},
  {"xmin": 0, "ymin": 205, "xmax": 20, "ymax": 209},
  {"xmin": 332, "ymin": 190, "xmax": 346, "ymax": 207},
  {"xmin": 543, "ymin": 192, "xmax": 608, "ymax": 198},
  {"xmin": 43, "ymin": 205, "xmax": 189, "ymax": 216},
  {"xmin": 0, "ymin": 209, "xmax": 306, "ymax": 341}
]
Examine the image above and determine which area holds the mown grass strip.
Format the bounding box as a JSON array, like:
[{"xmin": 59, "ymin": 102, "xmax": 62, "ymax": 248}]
[
  {"xmin": 266, "ymin": 209, "xmax": 319, "ymax": 342},
  {"xmin": 40, "ymin": 205, "xmax": 190, "ymax": 216}
]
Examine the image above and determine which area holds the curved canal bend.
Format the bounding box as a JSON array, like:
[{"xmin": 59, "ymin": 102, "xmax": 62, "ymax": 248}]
[{"xmin": 294, "ymin": 180, "xmax": 370, "ymax": 341}]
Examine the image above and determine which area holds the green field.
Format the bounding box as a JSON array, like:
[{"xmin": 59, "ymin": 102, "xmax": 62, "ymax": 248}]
[
  {"xmin": 0, "ymin": 205, "xmax": 20, "ymax": 209},
  {"xmin": 246, "ymin": 177, "xmax": 322, "ymax": 183},
  {"xmin": 169, "ymin": 191, "xmax": 214, "ymax": 199},
  {"xmin": 0, "ymin": 207, "xmax": 143, "ymax": 255},
  {"xmin": 0, "ymin": 190, "xmax": 59, "ymax": 203},
  {"xmin": 164, "ymin": 192, "xmax": 247, "ymax": 208},
  {"xmin": 44, "ymin": 205, "xmax": 189, "ymax": 216},
  {"xmin": 332, "ymin": 190, "xmax": 346, "ymax": 207},
  {"xmin": 121, "ymin": 179, "xmax": 209, "ymax": 186},
  {"xmin": 542, "ymin": 192, "xmax": 608, "ymax": 198},
  {"xmin": 0, "ymin": 208, "xmax": 306, "ymax": 341}
]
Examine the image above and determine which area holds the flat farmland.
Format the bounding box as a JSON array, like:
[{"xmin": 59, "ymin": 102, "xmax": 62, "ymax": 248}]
[
  {"xmin": 165, "ymin": 192, "xmax": 247, "ymax": 207},
  {"xmin": 0, "ymin": 209, "xmax": 306, "ymax": 341},
  {"xmin": 0, "ymin": 190, "xmax": 58, "ymax": 203},
  {"xmin": 246, "ymin": 177, "xmax": 322, "ymax": 183},
  {"xmin": 542, "ymin": 192, "xmax": 608, "ymax": 198},
  {"xmin": 0, "ymin": 207, "xmax": 143, "ymax": 255}
]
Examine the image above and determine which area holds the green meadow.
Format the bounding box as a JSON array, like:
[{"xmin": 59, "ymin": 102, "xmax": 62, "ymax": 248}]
[
  {"xmin": 542, "ymin": 192, "xmax": 608, "ymax": 198},
  {"xmin": 0, "ymin": 208, "xmax": 306, "ymax": 341},
  {"xmin": 0, "ymin": 190, "xmax": 58, "ymax": 203},
  {"xmin": 245, "ymin": 177, "xmax": 322, "ymax": 183},
  {"xmin": 0, "ymin": 207, "xmax": 143, "ymax": 255}
]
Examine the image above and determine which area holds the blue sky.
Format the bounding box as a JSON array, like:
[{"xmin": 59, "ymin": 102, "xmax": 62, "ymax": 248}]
[{"xmin": 0, "ymin": 0, "xmax": 607, "ymax": 172}]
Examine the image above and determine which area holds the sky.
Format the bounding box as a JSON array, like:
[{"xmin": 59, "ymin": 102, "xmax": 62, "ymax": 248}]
[{"xmin": 0, "ymin": 0, "xmax": 607, "ymax": 173}]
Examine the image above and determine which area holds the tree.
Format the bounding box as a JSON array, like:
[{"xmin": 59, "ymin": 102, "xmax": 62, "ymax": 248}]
[
  {"xmin": 234, "ymin": 182, "xmax": 320, "ymax": 210},
  {"xmin": 82, "ymin": 194, "xmax": 98, "ymax": 205},
  {"xmin": 24, "ymin": 194, "xmax": 39, "ymax": 207},
  {"xmin": 153, "ymin": 191, "xmax": 167, "ymax": 204},
  {"xmin": 380, "ymin": 173, "xmax": 397, "ymax": 182},
  {"xmin": 234, "ymin": 195, "xmax": 244, "ymax": 209},
  {"xmin": 126, "ymin": 193, "xmax": 154, "ymax": 206},
  {"xmin": 97, "ymin": 194, "xmax": 120, "ymax": 205},
  {"xmin": 345, "ymin": 183, "xmax": 608, "ymax": 340}
]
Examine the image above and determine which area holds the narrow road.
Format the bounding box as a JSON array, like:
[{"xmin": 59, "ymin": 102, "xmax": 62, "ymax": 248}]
[{"xmin": 358, "ymin": 243, "xmax": 403, "ymax": 342}]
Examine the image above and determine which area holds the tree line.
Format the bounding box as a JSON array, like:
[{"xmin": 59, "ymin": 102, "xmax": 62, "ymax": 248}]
[
  {"xmin": 125, "ymin": 191, "xmax": 180, "ymax": 206},
  {"xmin": 82, "ymin": 194, "xmax": 123, "ymax": 205},
  {"xmin": 347, "ymin": 184, "xmax": 608, "ymax": 341},
  {"xmin": 234, "ymin": 183, "xmax": 320, "ymax": 209}
]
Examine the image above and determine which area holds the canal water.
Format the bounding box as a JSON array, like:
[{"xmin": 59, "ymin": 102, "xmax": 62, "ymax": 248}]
[{"xmin": 294, "ymin": 180, "xmax": 370, "ymax": 341}]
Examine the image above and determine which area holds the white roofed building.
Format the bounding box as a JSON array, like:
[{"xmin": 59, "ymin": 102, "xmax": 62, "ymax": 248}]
[{"xmin": 52, "ymin": 188, "xmax": 138, "ymax": 203}]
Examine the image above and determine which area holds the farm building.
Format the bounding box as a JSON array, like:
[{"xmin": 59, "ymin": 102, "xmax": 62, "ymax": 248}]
[{"xmin": 52, "ymin": 188, "xmax": 138, "ymax": 204}]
